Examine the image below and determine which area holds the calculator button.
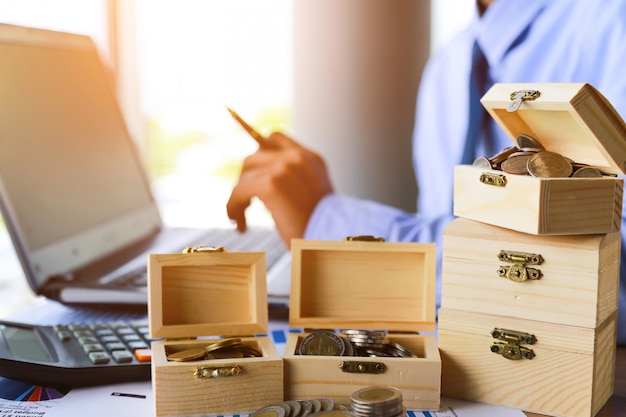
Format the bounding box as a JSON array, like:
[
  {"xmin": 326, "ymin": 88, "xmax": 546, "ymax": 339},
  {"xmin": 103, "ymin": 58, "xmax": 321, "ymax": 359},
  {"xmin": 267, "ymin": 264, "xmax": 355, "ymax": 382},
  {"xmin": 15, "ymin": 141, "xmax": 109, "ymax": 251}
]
[
  {"xmin": 112, "ymin": 350, "xmax": 134, "ymax": 363},
  {"xmin": 105, "ymin": 342, "xmax": 127, "ymax": 351},
  {"xmin": 88, "ymin": 351, "xmax": 110, "ymax": 364},
  {"xmin": 127, "ymin": 341, "xmax": 148, "ymax": 351},
  {"xmin": 100, "ymin": 335, "xmax": 120, "ymax": 344},
  {"xmin": 82, "ymin": 343, "xmax": 104, "ymax": 354},
  {"xmin": 68, "ymin": 324, "xmax": 90, "ymax": 331},
  {"xmin": 78, "ymin": 336, "xmax": 99, "ymax": 345},
  {"xmin": 134, "ymin": 348, "xmax": 152, "ymax": 362},
  {"xmin": 95, "ymin": 328, "xmax": 115, "ymax": 337},
  {"xmin": 55, "ymin": 329, "xmax": 72, "ymax": 342},
  {"xmin": 121, "ymin": 334, "xmax": 141, "ymax": 342},
  {"xmin": 135, "ymin": 326, "xmax": 150, "ymax": 335}
]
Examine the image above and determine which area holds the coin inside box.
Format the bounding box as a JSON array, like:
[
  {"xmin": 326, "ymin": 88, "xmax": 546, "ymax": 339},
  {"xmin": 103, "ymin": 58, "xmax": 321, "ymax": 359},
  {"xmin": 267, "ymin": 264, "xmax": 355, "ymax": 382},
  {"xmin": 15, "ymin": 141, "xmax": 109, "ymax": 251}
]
[
  {"xmin": 454, "ymin": 82, "xmax": 626, "ymax": 235},
  {"xmin": 148, "ymin": 251, "xmax": 283, "ymax": 417},
  {"xmin": 284, "ymin": 238, "xmax": 441, "ymax": 410}
]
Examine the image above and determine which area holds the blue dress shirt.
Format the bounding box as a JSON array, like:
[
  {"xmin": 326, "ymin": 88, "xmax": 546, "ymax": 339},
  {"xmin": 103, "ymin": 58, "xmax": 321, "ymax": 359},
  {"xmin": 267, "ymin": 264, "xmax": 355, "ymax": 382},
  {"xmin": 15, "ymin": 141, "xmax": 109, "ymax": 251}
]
[{"xmin": 304, "ymin": 0, "xmax": 626, "ymax": 345}]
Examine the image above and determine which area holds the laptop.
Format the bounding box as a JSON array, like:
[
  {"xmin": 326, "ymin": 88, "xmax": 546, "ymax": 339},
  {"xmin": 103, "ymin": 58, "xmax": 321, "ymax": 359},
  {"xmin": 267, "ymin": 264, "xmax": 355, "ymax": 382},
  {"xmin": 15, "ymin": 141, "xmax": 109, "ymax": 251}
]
[{"xmin": 0, "ymin": 23, "xmax": 291, "ymax": 307}]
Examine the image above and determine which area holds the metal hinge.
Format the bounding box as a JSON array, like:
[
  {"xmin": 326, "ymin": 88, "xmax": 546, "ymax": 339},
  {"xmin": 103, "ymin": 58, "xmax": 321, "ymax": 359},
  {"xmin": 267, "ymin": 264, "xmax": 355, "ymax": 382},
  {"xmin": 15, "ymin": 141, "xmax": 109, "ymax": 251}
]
[
  {"xmin": 508, "ymin": 89, "xmax": 541, "ymax": 112},
  {"xmin": 344, "ymin": 236, "xmax": 385, "ymax": 242},
  {"xmin": 182, "ymin": 245, "xmax": 227, "ymax": 253}
]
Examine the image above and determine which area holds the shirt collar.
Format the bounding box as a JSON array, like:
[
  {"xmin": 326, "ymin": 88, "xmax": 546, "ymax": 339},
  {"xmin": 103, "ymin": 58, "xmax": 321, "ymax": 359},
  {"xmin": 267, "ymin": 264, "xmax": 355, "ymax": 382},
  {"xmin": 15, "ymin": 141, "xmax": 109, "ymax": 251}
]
[{"xmin": 472, "ymin": 0, "xmax": 549, "ymax": 66}]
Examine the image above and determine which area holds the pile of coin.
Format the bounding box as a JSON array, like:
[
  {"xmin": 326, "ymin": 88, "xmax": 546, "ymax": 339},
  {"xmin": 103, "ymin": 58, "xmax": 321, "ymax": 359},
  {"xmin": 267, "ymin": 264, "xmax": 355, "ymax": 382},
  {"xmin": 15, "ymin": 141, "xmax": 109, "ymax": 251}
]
[
  {"xmin": 249, "ymin": 386, "xmax": 405, "ymax": 417},
  {"xmin": 473, "ymin": 134, "xmax": 608, "ymax": 178},
  {"xmin": 297, "ymin": 330, "xmax": 416, "ymax": 358},
  {"xmin": 166, "ymin": 338, "xmax": 261, "ymax": 362},
  {"xmin": 351, "ymin": 386, "xmax": 405, "ymax": 417},
  {"xmin": 249, "ymin": 398, "xmax": 346, "ymax": 417}
]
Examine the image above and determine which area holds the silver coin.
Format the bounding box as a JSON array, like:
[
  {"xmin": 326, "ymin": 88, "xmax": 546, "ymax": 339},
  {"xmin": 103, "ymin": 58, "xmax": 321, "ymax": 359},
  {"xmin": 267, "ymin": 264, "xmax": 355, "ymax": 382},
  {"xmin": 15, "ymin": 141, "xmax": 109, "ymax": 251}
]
[
  {"xmin": 351, "ymin": 386, "xmax": 404, "ymax": 417},
  {"xmin": 250, "ymin": 405, "xmax": 287, "ymax": 417},
  {"xmin": 299, "ymin": 331, "xmax": 347, "ymax": 356},
  {"xmin": 385, "ymin": 342, "xmax": 417, "ymax": 358},
  {"xmin": 308, "ymin": 399, "xmax": 322, "ymax": 413},
  {"xmin": 472, "ymin": 156, "xmax": 493, "ymax": 169},
  {"xmin": 284, "ymin": 401, "xmax": 302, "ymax": 417},
  {"xmin": 317, "ymin": 398, "xmax": 335, "ymax": 411},
  {"xmin": 306, "ymin": 411, "xmax": 352, "ymax": 417},
  {"xmin": 516, "ymin": 134, "xmax": 543, "ymax": 150},
  {"xmin": 297, "ymin": 400, "xmax": 313, "ymax": 417}
]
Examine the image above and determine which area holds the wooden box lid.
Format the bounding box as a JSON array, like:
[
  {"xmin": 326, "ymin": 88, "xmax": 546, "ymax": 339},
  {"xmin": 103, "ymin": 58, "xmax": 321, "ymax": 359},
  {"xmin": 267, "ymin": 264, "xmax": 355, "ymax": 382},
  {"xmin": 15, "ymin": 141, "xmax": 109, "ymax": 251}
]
[
  {"xmin": 481, "ymin": 83, "xmax": 626, "ymax": 175},
  {"xmin": 148, "ymin": 251, "xmax": 268, "ymax": 340},
  {"xmin": 289, "ymin": 238, "xmax": 437, "ymax": 332}
]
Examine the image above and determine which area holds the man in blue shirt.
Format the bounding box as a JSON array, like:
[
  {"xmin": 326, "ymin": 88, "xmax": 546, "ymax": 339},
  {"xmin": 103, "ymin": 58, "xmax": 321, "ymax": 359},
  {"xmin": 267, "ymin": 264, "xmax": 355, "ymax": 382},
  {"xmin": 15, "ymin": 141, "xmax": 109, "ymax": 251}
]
[{"xmin": 227, "ymin": 0, "xmax": 626, "ymax": 345}]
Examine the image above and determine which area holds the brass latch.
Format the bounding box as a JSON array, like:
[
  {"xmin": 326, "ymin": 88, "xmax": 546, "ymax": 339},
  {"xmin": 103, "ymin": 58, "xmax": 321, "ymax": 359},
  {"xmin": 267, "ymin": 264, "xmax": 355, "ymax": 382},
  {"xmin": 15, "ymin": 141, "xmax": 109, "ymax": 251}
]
[
  {"xmin": 339, "ymin": 361, "xmax": 387, "ymax": 374},
  {"xmin": 194, "ymin": 365, "xmax": 242, "ymax": 379},
  {"xmin": 508, "ymin": 89, "xmax": 541, "ymax": 112},
  {"xmin": 490, "ymin": 328, "xmax": 536, "ymax": 360},
  {"xmin": 479, "ymin": 172, "xmax": 507, "ymax": 187},
  {"xmin": 497, "ymin": 250, "xmax": 543, "ymax": 282}
]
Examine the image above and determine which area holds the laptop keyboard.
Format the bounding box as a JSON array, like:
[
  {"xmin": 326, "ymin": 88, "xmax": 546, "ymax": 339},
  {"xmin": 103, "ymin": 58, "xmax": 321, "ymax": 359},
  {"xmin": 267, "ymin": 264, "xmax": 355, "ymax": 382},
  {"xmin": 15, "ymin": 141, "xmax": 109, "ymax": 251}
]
[{"xmin": 114, "ymin": 228, "xmax": 286, "ymax": 287}]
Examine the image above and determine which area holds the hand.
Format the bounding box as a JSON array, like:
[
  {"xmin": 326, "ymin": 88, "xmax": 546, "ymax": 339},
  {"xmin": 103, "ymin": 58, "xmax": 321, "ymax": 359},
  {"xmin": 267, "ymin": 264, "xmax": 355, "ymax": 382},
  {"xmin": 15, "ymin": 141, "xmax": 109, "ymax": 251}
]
[{"xmin": 227, "ymin": 132, "xmax": 333, "ymax": 247}]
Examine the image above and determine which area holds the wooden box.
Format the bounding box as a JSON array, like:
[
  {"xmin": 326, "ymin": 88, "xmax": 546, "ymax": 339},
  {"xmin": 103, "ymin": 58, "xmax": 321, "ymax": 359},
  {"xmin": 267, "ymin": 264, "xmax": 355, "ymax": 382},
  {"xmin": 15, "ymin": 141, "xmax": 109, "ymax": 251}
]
[
  {"xmin": 283, "ymin": 238, "xmax": 441, "ymax": 410},
  {"xmin": 148, "ymin": 251, "xmax": 283, "ymax": 417},
  {"xmin": 454, "ymin": 83, "xmax": 626, "ymax": 235},
  {"xmin": 439, "ymin": 218, "xmax": 620, "ymax": 417}
]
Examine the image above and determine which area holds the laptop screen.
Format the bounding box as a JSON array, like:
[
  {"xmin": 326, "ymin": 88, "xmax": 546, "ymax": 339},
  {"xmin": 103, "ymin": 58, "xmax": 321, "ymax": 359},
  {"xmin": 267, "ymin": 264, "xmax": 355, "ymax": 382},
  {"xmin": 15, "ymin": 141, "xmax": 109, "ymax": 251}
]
[{"xmin": 0, "ymin": 24, "xmax": 162, "ymax": 289}]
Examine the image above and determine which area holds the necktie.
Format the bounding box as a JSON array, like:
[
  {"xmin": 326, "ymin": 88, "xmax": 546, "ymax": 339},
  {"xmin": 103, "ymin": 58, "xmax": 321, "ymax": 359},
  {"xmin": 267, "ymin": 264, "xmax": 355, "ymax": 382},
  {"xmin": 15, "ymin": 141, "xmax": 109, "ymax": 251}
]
[{"xmin": 460, "ymin": 41, "xmax": 492, "ymax": 165}]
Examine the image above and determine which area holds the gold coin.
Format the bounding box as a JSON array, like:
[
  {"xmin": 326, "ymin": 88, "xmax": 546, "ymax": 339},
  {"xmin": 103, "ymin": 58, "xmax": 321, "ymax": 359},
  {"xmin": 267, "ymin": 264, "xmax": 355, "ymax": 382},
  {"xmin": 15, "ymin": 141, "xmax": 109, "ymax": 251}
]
[
  {"xmin": 527, "ymin": 151, "xmax": 573, "ymax": 178},
  {"xmin": 572, "ymin": 166, "xmax": 603, "ymax": 178},
  {"xmin": 205, "ymin": 350, "xmax": 245, "ymax": 359},
  {"xmin": 166, "ymin": 348, "xmax": 206, "ymax": 362},
  {"xmin": 351, "ymin": 386, "xmax": 400, "ymax": 404},
  {"xmin": 501, "ymin": 154, "xmax": 532, "ymax": 175},
  {"xmin": 204, "ymin": 338, "xmax": 242, "ymax": 353},
  {"xmin": 233, "ymin": 344, "xmax": 263, "ymax": 357},
  {"xmin": 489, "ymin": 146, "xmax": 517, "ymax": 166}
]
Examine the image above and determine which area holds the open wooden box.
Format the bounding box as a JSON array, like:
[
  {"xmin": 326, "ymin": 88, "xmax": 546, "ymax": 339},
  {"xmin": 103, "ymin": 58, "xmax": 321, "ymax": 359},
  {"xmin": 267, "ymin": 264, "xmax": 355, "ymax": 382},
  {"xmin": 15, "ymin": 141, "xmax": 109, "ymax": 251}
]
[
  {"xmin": 439, "ymin": 218, "xmax": 621, "ymax": 417},
  {"xmin": 454, "ymin": 83, "xmax": 626, "ymax": 235},
  {"xmin": 283, "ymin": 238, "xmax": 441, "ymax": 410},
  {"xmin": 148, "ymin": 251, "xmax": 283, "ymax": 417}
]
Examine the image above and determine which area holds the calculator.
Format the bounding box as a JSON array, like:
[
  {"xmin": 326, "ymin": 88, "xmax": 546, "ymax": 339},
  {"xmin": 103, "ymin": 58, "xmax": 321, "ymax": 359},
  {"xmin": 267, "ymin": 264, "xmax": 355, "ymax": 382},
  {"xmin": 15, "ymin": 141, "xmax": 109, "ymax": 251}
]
[{"xmin": 0, "ymin": 319, "xmax": 154, "ymax": 388}]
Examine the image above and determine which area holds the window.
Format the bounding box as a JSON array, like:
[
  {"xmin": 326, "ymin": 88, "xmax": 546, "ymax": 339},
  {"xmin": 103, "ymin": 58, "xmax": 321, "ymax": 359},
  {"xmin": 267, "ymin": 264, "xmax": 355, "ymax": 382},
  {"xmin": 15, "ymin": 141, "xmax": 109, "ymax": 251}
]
[{"xmin": 129, "ymin": 0, "xmax": 293, "ymax": 228}]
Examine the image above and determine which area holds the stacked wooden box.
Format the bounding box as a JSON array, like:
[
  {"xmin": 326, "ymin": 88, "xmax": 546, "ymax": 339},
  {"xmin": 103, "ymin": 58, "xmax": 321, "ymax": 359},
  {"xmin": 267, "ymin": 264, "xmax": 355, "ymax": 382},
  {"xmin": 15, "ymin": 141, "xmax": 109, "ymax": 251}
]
[{"xmin": 438, "ymin": 83, "xmax": 626, "ymax": 417}]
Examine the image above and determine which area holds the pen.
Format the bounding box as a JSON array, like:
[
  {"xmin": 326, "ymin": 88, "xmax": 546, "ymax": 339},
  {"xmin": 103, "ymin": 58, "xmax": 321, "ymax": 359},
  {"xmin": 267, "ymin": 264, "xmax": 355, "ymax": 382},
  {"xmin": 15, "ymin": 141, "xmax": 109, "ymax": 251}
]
[{"xmin": 226, "ymin": 107, "xmax": 267, "ymax": 148}]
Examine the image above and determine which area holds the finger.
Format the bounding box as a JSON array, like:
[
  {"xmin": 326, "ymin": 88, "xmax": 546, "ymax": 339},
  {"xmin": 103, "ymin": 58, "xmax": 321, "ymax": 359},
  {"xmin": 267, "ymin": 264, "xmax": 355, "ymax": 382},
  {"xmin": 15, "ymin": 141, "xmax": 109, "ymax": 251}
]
[
  {"xmin": 265, "ymin": 131, "xmax": 303, "ymax": 149},
  {"xmin": 226, "ymin": 187, "xmax": 251, "ymax": 233}
]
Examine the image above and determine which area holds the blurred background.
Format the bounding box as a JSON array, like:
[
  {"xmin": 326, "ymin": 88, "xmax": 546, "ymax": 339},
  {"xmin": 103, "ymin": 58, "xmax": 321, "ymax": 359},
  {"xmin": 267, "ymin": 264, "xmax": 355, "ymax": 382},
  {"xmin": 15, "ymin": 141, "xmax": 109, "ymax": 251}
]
[{"xmin": 0, "ymin": 0, "xmax": 474, "ymax": 315}]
